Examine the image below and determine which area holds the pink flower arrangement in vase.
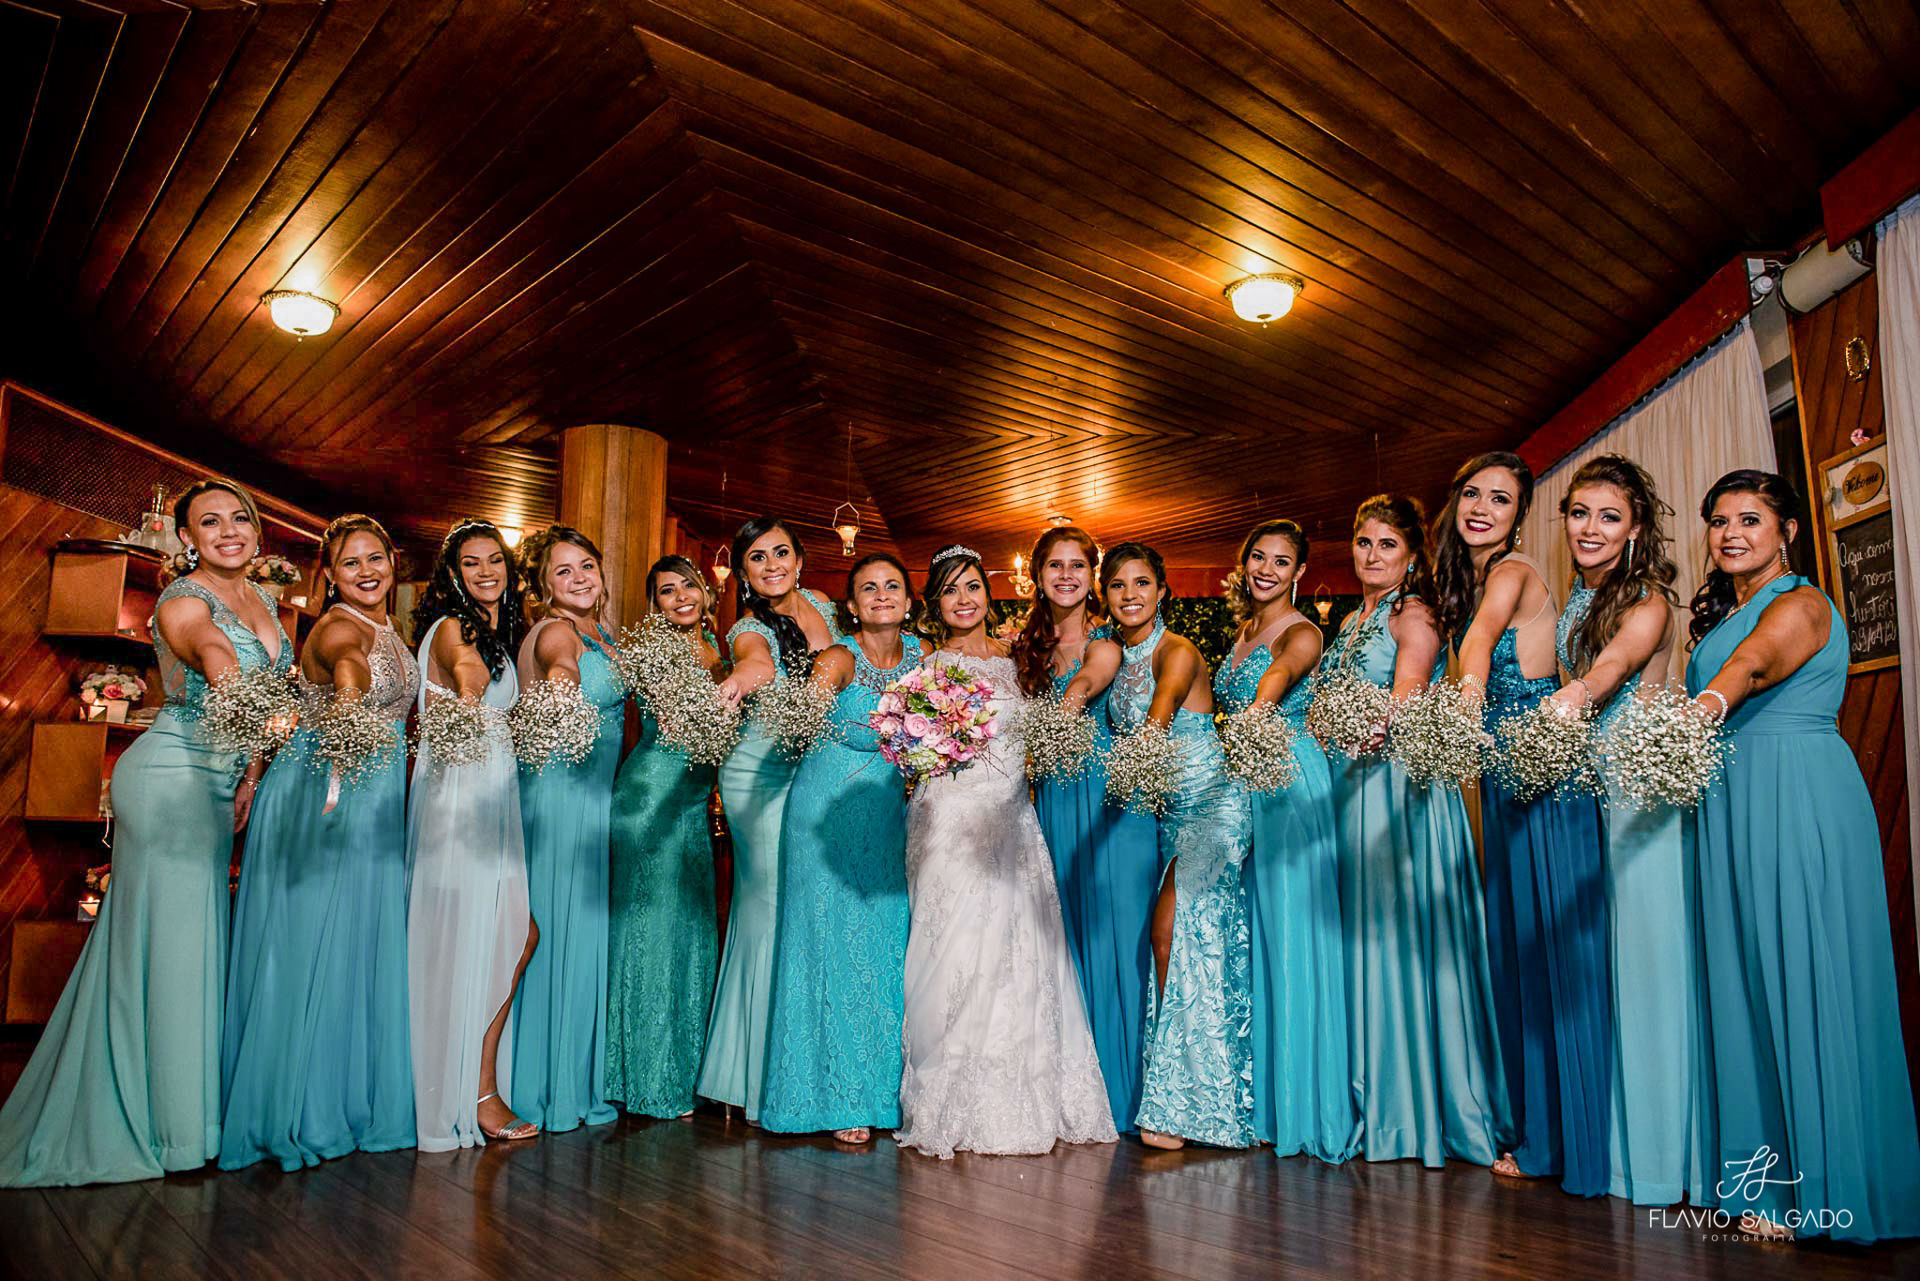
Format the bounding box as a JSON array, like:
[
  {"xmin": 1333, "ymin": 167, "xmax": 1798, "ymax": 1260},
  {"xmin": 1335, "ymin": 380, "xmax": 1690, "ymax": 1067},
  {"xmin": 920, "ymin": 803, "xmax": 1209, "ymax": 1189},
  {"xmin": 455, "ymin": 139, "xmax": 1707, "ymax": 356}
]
[{"xmin": 869, "ymin": 661, "xmax": 999, "ymax": 783}]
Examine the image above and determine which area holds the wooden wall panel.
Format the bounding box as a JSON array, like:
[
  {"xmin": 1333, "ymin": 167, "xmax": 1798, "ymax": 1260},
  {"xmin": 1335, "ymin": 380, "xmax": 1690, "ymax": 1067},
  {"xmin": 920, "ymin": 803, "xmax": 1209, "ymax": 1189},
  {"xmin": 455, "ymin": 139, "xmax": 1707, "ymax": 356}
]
[
  {"xmin": 1786, "ymin": 274, "xmax": 1919, "ymax": 1094},
  {"xmin": 0, "ymin": 485, "xmax": 127, "ymax": 1016}
]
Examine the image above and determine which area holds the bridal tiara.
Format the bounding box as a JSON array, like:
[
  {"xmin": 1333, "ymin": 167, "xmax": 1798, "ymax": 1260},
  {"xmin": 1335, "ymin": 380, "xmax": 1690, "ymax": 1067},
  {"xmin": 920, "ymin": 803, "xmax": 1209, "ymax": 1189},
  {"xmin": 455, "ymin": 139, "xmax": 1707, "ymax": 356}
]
[{"xmin": 930, "ymin": 544, "xmax": 979, "ymax": 567}]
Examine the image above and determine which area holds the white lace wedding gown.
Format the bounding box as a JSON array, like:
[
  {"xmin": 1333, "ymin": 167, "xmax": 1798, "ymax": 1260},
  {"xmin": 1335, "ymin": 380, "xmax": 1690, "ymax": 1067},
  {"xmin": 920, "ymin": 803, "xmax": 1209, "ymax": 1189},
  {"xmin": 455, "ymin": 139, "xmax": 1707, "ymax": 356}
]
[{"xmin": 896, "ymin": 651, "xmax": 1118, "ymax": 1158}]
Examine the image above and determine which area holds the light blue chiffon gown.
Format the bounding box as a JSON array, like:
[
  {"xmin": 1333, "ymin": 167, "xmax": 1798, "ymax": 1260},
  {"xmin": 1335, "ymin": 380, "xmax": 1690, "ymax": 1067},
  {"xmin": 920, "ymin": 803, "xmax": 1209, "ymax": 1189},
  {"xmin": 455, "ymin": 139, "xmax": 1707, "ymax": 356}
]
[
  {"xmin": 1474, "ymin": 588, "xmax": 1611, "ymax": 1197},
  {"xmin": 512, "ymin": 619, "xmax": 625, "ymax": 1133},
  {"xmin": 698, "ymin": 589, "xmax": 843, "ymax": 1119},
  {"xmin": 761, "ymin": 635, "xmax": 922, "ymax": 1132},
  {"xmin": 1214, "ymin": 632, "xmax": 1358, "ymax": 1161},
  {"xmin": 220, "ymin": 605, "xmax": 416, "ymax": 1171},
  {"xmin": 1110, "ymin": 621, "xmax": 1254, "ymax": 1148},
  {"xmin": 0, "ymin": 578, "xmax": 290, "ymax": 1186},
  {"xmin": 1559, "ymin": 581, "xmax": 1715, "ymax": 1207},
  {"xmin": 1034, "ymin": 628, "xmax": 1162, "ymax": 1132},
  {"xmin": 1322, "ymin": 590, "xmax": 1510, "ymax": 1166},
  {"xmin": 1688, "ymin": 575, "xmax": 1920, "ymax": 1242}
]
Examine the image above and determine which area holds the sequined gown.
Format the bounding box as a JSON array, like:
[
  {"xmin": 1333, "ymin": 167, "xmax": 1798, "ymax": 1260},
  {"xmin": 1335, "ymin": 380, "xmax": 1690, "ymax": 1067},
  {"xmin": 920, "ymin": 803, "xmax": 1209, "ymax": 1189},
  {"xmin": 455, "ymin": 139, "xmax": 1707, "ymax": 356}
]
[
  {"xmin": 406, "ymin": 618, "xmax": 528, "ymax": 1152},
  {"xmin": 1320, "ymin": 590, "xmax": 1509, "ymax": 1166},
  {"xmin": 221, "ymin": 605, "xmax": 417, "ymax": 1171},
  {"xmin": 699, "ymin": 589, "xmax": 844, "ymax": 1119},
  {"xmin": 1214, "ymin": 632, "xmax": 1358, "ymax": 1161},
  {"xmin": 0, "ymin": 578, "xmax": 290, "ymax": 1186},
  {"xmin": 897, "ymin": 650, "xmax": 1116, "ymax": 1158},
  {"xmin": 1688, "ymin": 575, "xmax": 1920, "ymax": 1241},
  {"xmin": 761, "ymin": 635, "xmax": 922, "ymax": 1133},
  {"xmin": 1559, "ymin": 581, "xmax": 1715, "ymax": 1207},
  {"xmin": 606, "ymin": 650, "xmax": 719, "ymax": 1119},
  {"xmin": 1473, "ymin": 575, "xmax": 1610, "ymax": 1197},
  {"xmin": 512, "ymin": 620, "xmax": 626, "ymax": 1133},
  {"xmin": 1034, "ymin": 627, "xmax": 1162, "ymax": 1132},
  {"xmin": 1109, "ymin": 622, "xmax": 1253, "ymax": 1149}
]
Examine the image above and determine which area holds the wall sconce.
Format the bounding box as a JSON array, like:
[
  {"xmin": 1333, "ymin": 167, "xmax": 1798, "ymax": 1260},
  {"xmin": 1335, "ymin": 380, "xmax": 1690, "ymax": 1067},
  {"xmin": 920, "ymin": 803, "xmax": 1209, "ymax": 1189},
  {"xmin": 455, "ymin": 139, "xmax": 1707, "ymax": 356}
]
[
  {"xmin": 262, "ymin": 289, "xmax": 340, "ymax": 337},
  {"xmin": 1224, "ymin": 273, "xmax": 1304, "ymax": 324},
  {"xmin": 831, "ymin": 502, "xmax": 861, "ymax": 556},
  {"xmin": 1010, "ymin": 552, "xmax": 1035, "ymax": 598},
  {"xmin": 497, "ymin": 525, "xmax": 522, "ymax": 549},
  {"xmin": 1312, "ymin": 584, "xmax": 1333, "ymax": 625}
]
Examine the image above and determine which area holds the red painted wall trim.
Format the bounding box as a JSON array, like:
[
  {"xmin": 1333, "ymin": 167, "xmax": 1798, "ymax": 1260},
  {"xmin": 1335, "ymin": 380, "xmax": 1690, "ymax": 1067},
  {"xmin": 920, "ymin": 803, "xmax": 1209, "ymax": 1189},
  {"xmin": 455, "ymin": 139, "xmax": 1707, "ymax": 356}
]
[
  {"xmin": 1823, "ymin": 107, "xmax": 1920, "ymax": 249},
  {"xmin": 1515, "ymin": 260, "xmax": 1751, "ymax": 475}
]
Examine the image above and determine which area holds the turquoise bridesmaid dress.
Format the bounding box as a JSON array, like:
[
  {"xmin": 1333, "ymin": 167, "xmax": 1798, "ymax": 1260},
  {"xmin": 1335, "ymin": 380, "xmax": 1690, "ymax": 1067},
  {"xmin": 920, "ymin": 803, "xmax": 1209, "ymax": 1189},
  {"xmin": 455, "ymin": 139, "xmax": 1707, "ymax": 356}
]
[
  {"xmin": 1688, "ymin": 575, "xmax": 1920, "ymax": 1242},
  {"xmin": 698, "ymin": 589, "xmax": 843, "ymax": 1119},
  {"xmin": 0, "ymin": 578, "xmax": 289, "ymax": 1186},
  {"xmin": 1474, "ymin": 596, "xmax": 1611, "ymax": 1197},
  {"xmin": 1034, "ymin": 627, "xmax": 1162, "ymax": 1132},
  {"xmin": 1559, "ymin": 581, "xmax": 1715, "ymax": 1207},
  {"xmin": 220, "ymin": 605, "xmax": 417, "ymax": 1171},
  {"xmin": 511, "ymin": 620, "xmax": 626, "ymax": 1133},
  {"xmin": 1110, "ymin": 620, "xmax": 1254, "ymax": 1148},
  {"xmin": 606, "ymin": 702, "xmax": 719, "ymax": 1119},
  {"xmin": 1322, "ymin": 590, "xmax": 1510, "ymax": 1167},
  {"xmin": 1214, "ymin": 635, "xmax": 1359, "ymax": 1162},
  {"xmin": 760, "ymin": 634, "xmax": 923, "ymax": 1132}
]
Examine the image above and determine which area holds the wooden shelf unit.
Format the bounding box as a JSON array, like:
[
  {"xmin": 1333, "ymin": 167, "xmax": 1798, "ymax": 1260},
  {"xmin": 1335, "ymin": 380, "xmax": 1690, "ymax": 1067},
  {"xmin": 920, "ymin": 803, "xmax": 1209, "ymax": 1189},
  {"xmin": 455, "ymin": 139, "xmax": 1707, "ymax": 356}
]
[{"xmin": 43, "ymin": 538, "xmax": 168, "ymax": 644}]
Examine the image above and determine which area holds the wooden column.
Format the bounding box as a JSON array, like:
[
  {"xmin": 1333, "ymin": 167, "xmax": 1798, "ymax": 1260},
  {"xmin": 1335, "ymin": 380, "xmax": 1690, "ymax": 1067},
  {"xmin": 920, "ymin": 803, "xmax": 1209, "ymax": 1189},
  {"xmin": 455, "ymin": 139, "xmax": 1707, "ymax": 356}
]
[{"xmin": 559, "ymin": 424, "xmax": 667, "ymax": 629}]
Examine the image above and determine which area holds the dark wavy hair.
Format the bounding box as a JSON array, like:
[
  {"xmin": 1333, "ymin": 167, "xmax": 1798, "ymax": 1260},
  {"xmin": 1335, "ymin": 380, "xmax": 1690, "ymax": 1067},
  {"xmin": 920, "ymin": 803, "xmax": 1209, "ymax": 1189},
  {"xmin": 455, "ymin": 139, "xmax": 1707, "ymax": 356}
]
[
  {"xmin": 1430, "ymin": 451, "xmax": 1534, "ymax": 645},
  {"xmin": 1223, "ymin": 518, "xmax": 1308, "ymax": 624},
  {"xmin": 413, "ymin": 519, "xmax": 523, "ymax": 680},
  {"xmin": 732, "ymin": 516, "xmax": 814, "ymax": 679},
  {"xmin": 1687, "ymin": 469, "xmax": 1803, "ymax": 648},
  {"xmin": 645, "ymin": 554, "xmax": 717, "ymax": 641},
  {"xmin": 1559, "ymin": 456, "xmax": 1678, "ymax": 673},
  {"xmin": 1353, "ymin": 494, "xmax": 1434, "ymax": 615},
  {"xmin": 317, "ymin": 513, "xmax": 396, "ymax": 614},
  {"xmin": 1099, "ymin": 541, "xmax": 1171, "ymax": 618},
  {"xmin": 1012, "ymin": 525, "xmax": 1103, "ymax": 697},
  {"xmin": 918, "ymin": 546, "xmax": 989, "ymax": 649},
  {"xmin": 517, "ymin": 524, "xmax": 606, "ymax": 623},
  {"xmin": 833, "ymin": 551, "xmax": 918, "ymax": 636}
]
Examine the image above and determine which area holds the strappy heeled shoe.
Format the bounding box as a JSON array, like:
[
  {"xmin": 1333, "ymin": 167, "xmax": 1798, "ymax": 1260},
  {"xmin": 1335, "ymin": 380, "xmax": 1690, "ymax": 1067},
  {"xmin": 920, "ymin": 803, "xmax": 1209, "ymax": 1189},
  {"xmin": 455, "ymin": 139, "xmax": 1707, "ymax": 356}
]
[{"xmin": 477, "ymin": 1091, "xmax": 541, "ymax": 1141}]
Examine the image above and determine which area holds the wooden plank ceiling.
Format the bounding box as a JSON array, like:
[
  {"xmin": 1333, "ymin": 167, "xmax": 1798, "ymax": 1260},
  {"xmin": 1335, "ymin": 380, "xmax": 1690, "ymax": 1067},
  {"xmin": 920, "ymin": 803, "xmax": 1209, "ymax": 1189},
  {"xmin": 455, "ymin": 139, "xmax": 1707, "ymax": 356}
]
[{"xmin": 2, "ymin": 0, "xmax": 1917, "ymax": 567}]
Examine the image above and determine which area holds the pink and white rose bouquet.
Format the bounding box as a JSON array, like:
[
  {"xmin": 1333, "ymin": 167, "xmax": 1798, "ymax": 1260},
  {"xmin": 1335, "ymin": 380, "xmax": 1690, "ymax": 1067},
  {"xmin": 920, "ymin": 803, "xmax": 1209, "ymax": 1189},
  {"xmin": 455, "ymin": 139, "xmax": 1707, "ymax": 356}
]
[{"xmin": 870, "ymin": 661, "xmax": 999, "ymax": 783}]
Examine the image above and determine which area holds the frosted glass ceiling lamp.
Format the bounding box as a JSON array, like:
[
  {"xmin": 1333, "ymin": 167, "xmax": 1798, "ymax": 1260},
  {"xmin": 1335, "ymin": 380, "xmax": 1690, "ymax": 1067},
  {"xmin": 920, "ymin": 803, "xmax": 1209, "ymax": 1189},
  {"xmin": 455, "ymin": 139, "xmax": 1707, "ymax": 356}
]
[
  {"xmin": 262, "ymin": 289, "xmax": 340, "ymax": 337},
  {"xmin": 1224, "ymin": 273, "xmax": 1304, "ymax": 324}
]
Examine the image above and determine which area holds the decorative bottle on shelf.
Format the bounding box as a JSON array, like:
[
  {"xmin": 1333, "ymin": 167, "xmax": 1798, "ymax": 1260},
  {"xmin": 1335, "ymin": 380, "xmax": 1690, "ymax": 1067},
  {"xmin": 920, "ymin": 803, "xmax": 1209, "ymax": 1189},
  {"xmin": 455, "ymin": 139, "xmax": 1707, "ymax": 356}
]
[{"xmin": 122, "ymin": 484, "xmax": 172, "ymax": 554}]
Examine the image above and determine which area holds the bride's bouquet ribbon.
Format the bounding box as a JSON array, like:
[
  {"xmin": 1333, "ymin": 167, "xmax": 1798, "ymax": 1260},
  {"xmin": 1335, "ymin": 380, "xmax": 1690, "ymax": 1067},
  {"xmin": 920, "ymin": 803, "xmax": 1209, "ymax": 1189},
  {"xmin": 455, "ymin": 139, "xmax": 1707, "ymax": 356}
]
[{"xmin": 870, "ymin": 661, "xmax": 999, "ymax": 784}]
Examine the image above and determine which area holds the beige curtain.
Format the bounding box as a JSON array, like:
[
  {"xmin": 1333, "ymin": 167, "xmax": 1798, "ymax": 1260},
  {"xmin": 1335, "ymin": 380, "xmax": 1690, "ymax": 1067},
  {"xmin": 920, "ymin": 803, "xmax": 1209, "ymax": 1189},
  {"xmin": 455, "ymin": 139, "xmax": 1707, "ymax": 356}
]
[
  {"xmin": 1519, "ymin": 319, "xmax": 1776, "ymax": 684},
  {"xmin": 1877, "ymin": 193, "xmax": 1920, "ymax": 961}
]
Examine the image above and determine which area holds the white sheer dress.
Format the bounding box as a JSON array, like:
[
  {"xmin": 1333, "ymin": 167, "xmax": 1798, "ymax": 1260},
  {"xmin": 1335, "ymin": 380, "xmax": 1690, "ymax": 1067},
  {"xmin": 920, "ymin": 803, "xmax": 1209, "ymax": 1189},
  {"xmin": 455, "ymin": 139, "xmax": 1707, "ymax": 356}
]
[{"xmin": 895, "ymin": 651, "xmax": 1117, "ymax": 1158}]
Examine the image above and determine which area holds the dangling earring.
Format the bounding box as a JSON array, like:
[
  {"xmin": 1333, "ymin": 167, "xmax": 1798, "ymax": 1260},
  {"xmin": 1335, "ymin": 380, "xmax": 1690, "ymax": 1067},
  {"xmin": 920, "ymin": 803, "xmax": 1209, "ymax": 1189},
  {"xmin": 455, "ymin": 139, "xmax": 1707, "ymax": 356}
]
[
  {"xmin": 1624, "ymin": 536, "xmax": 1635, "ymax": 568},
  {"xmin": 184, "ymin": 546, "xmax": 200, "ymax": 571},
  {"xmin": 1779, "ymin": 546, "xmax": 1790, "ymax": 570},
  {"xmin": 1514, "ymin": 529, "xmax": 1525, "ymax": 552}
]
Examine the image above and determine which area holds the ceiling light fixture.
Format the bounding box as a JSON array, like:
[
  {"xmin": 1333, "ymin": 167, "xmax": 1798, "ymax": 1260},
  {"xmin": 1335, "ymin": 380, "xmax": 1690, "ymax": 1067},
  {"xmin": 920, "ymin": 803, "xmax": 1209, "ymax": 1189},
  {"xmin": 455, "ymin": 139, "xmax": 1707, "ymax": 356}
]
[
  {"xmin": 1224, "ymin": 273, "xmax": 1304, "ymax": 324},
  {"xmin": 712, "ymin": 470, "xmax": 732, "ymax": 586},
  {"xmin": 1046, "ymin": 513, "xmax": 1072, "ymax": 527},
  {"xmin": 262, "ymin": 289, "xmax": 340, "ymax": 337}
]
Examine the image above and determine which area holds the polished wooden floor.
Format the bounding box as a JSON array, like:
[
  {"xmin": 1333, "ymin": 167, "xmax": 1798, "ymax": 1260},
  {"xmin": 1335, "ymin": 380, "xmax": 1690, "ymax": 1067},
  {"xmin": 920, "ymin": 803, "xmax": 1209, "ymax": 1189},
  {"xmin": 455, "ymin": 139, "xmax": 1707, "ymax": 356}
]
[{"xmin": 2, "ymin": 1110, "xmax": 1917, "ymax": 1280}]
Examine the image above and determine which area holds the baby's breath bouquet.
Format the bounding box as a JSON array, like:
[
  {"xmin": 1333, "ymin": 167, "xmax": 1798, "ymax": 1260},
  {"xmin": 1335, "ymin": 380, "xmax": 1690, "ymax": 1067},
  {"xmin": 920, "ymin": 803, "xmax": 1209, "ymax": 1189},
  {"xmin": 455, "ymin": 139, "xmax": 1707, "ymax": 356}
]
[
  {"xmin": 509, "ymin": 677, "xmax": 604, "ymax": 772},
  {"xmin": 308, "ymin": 693, "xmax": 403, "ymax": 787},
  {"xmin": 1387, "ymin": 681, "xmax": 1489, "ymax": 788},
  {"xmin": 1491, "ymin": 699, "xmax": 1599, "ymax": 801},
  {"xmin": 1105, "ymin": 720, "xmax": 1182, "ymax": 816},
  {"xmin": 1020, "ymin": 692, "xmax": 1098, "ymax": 783},
  {"xmin": 615, "ymin": 615, "xmax": 740, "ymax": 767},
  {"xmin": 199, "ymin": 665, "xmax": 299, "ymax": 759},
  {"xmin": 1305, "ymin": 669, "xmax": 1393, "ymax": 759},
  {"xmin": 414, "ymin": 694, "xmax": 501, "ymax": 769},
  {"xmin": 1218, "ymin": 703, "xmax": 1301, "ymax": 793},
  {"xmin": 1596, "ymin": 688, "xmax": 1732, "ymax": 810},
  {"xmin": 754, "ymin": 676, "xmax": 838, "ymax": 760}
]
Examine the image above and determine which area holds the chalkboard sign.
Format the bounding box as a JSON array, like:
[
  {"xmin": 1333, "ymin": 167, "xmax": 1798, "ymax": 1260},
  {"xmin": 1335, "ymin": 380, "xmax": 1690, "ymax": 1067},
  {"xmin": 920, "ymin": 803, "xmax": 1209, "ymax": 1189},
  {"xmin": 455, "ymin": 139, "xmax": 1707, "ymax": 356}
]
[{"xmin": 1831, "ymin": 507, "xmax": 1899, "ymax": 673}]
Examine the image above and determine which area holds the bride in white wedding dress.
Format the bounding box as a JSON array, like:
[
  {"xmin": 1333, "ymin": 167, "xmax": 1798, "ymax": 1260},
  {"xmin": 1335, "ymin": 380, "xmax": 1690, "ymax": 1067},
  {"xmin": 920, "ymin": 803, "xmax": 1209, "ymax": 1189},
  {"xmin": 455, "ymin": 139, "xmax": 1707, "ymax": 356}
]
[{"xmin": 896, "ymin": 546, "xmax": 1117, "ymax": 1159}]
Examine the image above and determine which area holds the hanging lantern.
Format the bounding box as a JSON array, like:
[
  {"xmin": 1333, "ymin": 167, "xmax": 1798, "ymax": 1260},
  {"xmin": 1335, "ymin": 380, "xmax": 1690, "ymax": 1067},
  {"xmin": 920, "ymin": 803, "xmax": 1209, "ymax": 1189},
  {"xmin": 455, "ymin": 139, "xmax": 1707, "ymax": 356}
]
[
  {"xmin": 712, "ymin": 544, "xmax": 732, "ymax": 587},
  {"xmin": 1312, "ymin": 583, "xmax": 1333, "ymax": 625},
  {"xmin": 831, "ymin": 501, "xmax": 861, "ymax": 556}
]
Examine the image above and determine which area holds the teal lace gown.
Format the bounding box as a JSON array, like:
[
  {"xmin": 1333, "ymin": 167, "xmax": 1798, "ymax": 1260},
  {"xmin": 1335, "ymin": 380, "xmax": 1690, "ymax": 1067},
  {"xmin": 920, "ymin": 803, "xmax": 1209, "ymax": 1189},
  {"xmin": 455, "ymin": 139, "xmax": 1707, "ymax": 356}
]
[
  {"xmin": 698, "ymin": 589, "xmax": 844, "ymax": 1119},
  {"xmin": 1110, "ymin": 621, "xmax": 1254, "ymax": 1148},
  {"xmin": 1687, "ymin": 575, "xmax": 1920, "ymax": 1241},
  {"xmin": 512, "ymin": 620, "xmax": 626, "ymax": 1133},
  {"xmin": 1473, "ymin": 590, "xmax": 1610, "ymax": 1197},
  {"xmin": 606, "ymin": 697, "xmax": 719, "ymax": 1120},
  {"xmin": 1033, "ymin": 631, "xmax": 1162, "ymax": 1132},
  {"xmin": 1559, "ymin": 581, "xmax": 1715, "ymax": 1207},
  {"xmin": 1214, "ymin": 635, "xmax": 1358, "ymax": 1161},
  {"xmin": 0, "ymin": 578, "xmax": 289, "ymax": 1186},
  {"xmin": 220, "ymin": 605, "xmax": 417, "ymax": 1171},
  {"xmin": 1321, "ymin": 591, "xmax": 1510, "ymax": 1167},
  {"xmin": 760, "ymin": 635, "xmax": 923, "ymax": 1132}
]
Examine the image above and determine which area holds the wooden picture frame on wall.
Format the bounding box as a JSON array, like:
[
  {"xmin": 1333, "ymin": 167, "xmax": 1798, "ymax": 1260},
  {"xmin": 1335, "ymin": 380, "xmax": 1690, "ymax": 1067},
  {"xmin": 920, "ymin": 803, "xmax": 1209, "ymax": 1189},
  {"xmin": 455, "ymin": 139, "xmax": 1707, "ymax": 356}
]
[{"xmin": 1815, "ymin": 435, "xmax": 1899, "ymax": 675}]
